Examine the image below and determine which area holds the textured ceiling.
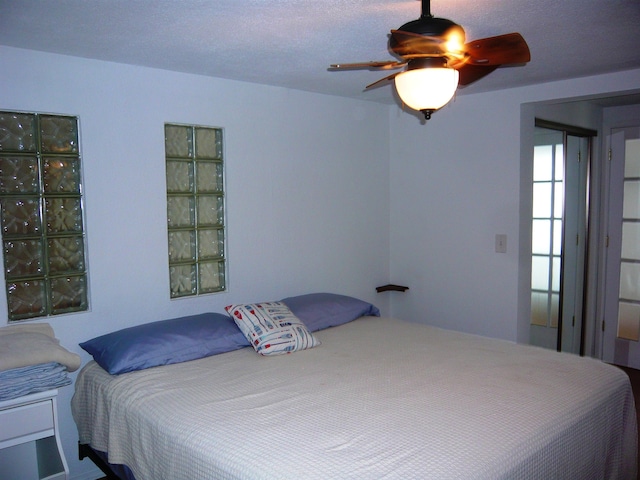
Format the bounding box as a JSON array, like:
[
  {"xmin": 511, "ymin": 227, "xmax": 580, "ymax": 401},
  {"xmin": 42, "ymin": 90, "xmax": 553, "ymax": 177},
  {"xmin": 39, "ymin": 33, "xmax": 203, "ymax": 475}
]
[{"xmin": 1, "ymin": 0, "xmax": 640, "ymax": 105}]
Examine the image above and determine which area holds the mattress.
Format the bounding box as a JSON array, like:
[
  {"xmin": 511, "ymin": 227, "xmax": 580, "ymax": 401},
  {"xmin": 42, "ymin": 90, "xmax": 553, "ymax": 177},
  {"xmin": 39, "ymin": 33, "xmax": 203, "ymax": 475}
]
[{"xmin": 72, "ymin": 316, "xmax": 637, "ymax": 479}]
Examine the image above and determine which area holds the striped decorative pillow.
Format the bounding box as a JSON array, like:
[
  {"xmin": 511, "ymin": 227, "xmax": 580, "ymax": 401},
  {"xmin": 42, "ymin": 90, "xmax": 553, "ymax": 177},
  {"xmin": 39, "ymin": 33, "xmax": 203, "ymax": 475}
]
[{"xmin": 225, "ymin": 302, "xmax": 320, "ymax": 356}]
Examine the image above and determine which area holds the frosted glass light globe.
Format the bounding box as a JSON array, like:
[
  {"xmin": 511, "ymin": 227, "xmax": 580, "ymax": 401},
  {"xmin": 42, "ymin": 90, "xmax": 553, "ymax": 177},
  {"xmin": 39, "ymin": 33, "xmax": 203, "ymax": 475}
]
[{"xmin": 395, "ymin": 68, "xmax": 459, "ymax": 112}]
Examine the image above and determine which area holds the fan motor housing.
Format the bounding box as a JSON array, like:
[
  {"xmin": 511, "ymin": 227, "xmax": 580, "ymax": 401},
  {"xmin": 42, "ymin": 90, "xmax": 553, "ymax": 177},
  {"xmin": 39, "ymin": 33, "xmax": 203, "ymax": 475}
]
[
  {"xmin": 397, "ymin": 16, "xmax": 461, "ymax": 37},
  {"xmin": 390, "ymin": 17, "xmax": 466, "ymax": 58},
  {"xmin": 406, "ymin": 57, "xmax": 449, "ymax": 71}
]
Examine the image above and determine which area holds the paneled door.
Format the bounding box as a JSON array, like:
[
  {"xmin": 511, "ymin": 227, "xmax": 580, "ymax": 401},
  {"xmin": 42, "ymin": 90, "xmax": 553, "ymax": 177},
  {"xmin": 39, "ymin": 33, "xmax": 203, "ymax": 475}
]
[
  {"xmin": 529, "ymin": 122, "xmax": 592, "ymax": 354},
  {"xmin": 603, "ymin": 127, "xmax": 640, "ymax": 368}
]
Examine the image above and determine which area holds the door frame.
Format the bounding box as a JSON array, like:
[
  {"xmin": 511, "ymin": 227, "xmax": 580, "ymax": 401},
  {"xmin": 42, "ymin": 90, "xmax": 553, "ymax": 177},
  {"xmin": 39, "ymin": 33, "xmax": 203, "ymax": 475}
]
[
  {"xmin": 601, "ymin": 127, "xmax": 640, "ymax": 367},
  {"xmin": 519, "ymin": 99, "xmax": 640, "ymax": 358},
  {"xmin": 530, "ymin": 119, "xmax": 596, "ymax": 354},
  {"xmin": 595, "ymin": 104, "xmax": 640, "ymax": 363}
]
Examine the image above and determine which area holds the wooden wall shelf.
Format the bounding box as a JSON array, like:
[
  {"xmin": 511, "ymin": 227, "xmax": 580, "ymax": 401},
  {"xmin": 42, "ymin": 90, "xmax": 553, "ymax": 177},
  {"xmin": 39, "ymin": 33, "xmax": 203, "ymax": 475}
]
[{"xmin": 376, "ymin": 284, "xmax": 409, "ymax": 293}]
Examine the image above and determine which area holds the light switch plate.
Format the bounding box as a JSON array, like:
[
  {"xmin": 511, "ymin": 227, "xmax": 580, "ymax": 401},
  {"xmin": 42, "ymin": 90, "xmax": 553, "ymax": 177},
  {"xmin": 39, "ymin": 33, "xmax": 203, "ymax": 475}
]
[{"xmin": 495, "ymin": 234, "xmax": 507, "ymax": 253}]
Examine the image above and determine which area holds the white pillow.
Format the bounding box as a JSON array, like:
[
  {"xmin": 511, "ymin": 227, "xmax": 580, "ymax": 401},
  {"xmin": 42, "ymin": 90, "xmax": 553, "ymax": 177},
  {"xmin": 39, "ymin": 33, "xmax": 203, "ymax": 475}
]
[{"xmin": 225, "ymin": 302, "xmax": 320, "ymax": 356}]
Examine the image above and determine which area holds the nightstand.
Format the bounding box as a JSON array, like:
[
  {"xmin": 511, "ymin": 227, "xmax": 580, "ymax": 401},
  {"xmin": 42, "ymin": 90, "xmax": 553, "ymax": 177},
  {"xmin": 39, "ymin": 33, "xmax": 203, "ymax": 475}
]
[{"xmin": 0, "ymin": 389, "xmax": 69, "ymax": 480}]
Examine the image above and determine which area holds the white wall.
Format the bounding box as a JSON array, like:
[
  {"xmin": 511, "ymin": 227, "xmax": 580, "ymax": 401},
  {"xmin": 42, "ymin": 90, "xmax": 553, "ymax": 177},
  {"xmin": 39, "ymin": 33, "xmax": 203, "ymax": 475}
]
[
  {"xmin": 388, "ymin": 67, "xmax": 640, "ymax": 342},
  {"xmin": 0, "ymin": 46, "xmax": 391, "ymax": 480}
]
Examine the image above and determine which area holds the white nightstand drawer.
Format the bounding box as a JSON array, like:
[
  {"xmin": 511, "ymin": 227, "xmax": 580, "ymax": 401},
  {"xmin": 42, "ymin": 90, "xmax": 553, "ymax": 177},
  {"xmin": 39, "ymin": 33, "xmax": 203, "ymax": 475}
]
[{"xmin": 0, "ymin": 399, "xmax": 54, "ymax": 445}]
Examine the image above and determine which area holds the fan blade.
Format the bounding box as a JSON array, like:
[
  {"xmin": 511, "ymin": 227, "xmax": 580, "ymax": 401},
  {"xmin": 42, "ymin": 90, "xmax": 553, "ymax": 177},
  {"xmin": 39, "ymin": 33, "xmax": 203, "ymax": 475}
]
[
  {"xmin": 329, "ymin": 61, "xmax": 406, "ymax": 70},
  {"xmin": 390, "ymin": 30, "xmax": 445, "ymax": 57},
  {"xmin": 456, "ymin": 64, "xmax": 498, "ymax": 86},
  {"xmin": 464, "ymin": 33, "xmax": 530, "ymax": 66},
  {"xmin": 365, "ymin": 72, "xmax": 400, "ymax": 90},
  {"xmin": 391, "ymin": 29, "xmax": 433, "ymax": 41}
]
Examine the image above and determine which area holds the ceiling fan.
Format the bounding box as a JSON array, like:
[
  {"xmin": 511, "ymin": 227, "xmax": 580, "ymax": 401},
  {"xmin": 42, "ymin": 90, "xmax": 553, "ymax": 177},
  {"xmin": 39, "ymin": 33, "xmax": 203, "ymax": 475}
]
[{"xmin": 329, "ymin": 0, "xmax": 531, "ymax": 120}]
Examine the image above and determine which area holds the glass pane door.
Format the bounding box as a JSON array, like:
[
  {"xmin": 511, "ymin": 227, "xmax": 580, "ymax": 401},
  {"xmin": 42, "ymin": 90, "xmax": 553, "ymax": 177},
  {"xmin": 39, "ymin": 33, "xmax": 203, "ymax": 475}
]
[
  {"xmin": 530, "ymin": 128, "xmax": 564, "ymax": 350},
  {"xmin": 602, "ymin": 127, "xmax": 640, "ymax": 368},
  {"xmin": 617, "ymin": 138, "xmax": 640, "ymax": 341},
  {"xmin": 530, "ymin": 124, "xmax": 591, "ymax": 354}
]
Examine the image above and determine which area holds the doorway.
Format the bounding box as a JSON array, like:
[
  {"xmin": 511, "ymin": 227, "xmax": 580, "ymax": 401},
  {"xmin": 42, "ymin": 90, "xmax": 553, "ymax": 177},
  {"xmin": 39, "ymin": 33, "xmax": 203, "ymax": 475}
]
[
  {"xmin": 529, "ymin": 120, "xmax": 595, "ymax": 354},
  {"xmin": 602, "ymin": 127, "xmax": 640, "ymax": 369}
]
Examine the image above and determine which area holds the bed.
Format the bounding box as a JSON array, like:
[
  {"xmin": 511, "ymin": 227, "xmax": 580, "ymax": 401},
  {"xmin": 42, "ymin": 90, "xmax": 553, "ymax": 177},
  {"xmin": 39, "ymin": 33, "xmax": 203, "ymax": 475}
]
[{"xmin": 72, "ymin": 294, "xmax": 638, "ymax": 480}]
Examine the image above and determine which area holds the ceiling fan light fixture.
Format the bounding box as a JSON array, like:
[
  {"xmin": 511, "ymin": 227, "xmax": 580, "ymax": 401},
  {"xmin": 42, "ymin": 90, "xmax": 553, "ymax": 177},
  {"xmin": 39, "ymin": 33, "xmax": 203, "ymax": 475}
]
[
  {"xmin": 395, "ymin": 66, "xmax": 459, "ymax": 117},
  {"xmin": 329, "ymin": 0, "xmax": 530, "ymax": 122}
]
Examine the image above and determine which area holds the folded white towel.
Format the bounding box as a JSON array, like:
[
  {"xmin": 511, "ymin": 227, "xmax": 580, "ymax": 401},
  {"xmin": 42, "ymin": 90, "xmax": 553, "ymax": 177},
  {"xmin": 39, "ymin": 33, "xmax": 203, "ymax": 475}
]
[
  {"xmin": 0, "ymin": 323, "xmax": 55, "ymax": 338},
  {"xmin": 0, "ymin": 330, "xmax": 81, "ymax": 372}
]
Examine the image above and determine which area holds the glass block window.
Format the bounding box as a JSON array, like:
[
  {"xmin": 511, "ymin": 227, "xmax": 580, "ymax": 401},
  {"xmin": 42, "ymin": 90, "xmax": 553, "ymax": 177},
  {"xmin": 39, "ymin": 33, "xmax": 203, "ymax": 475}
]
[
  {"xmin": 0, "ymin": 111, "xmax": 88, "ymax": 321},
  {"xmin": 165, "ymin": 124, "xmax": 225, "ymax": 298}
]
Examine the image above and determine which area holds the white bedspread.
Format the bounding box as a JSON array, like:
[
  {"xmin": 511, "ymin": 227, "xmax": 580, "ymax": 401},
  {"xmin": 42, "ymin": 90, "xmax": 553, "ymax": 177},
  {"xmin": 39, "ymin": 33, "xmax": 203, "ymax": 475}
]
[{"xmin": 72, "ymin": 317, "xmax": 637, "ymax": 480}]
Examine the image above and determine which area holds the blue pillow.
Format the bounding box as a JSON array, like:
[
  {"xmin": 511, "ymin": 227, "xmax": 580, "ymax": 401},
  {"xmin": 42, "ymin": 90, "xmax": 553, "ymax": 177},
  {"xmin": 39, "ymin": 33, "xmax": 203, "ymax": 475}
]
[
  {"xmin": 281, "ymin": 293, "xmax": 380, "ymax": 332},
  {"xmin": 79, "ymin": 313, "xmax": 249, "ymax": 375}
]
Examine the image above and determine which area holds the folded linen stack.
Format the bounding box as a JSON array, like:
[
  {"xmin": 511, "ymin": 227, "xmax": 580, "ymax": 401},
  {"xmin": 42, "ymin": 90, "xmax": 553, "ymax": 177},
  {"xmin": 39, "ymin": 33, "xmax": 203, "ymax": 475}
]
[{"xmin": 0, "ymin": 323, "xmax": 81, "ymax": 401}]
